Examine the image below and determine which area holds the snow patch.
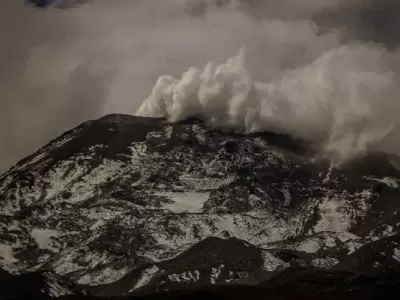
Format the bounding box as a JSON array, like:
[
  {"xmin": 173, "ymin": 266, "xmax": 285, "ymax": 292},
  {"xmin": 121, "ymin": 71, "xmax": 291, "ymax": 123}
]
[
  {"xmin": 168, "ymin": 270, "xmax": 200, "ymax": 283},
  {"xmin": 130, "ymin": 142, "xmax": 148, "ymax": 163},
  {"xmin": 261, "ymin": 250, "xmax": 289, "ymax": 272},
  {"xmin": 77, "ymin": 266, "xmax": 131, "ymax": 285},
  {"xmin": 297, "ymin": 239, "xmax": 322, "ymax": 253},
  {"xmin": 132, "ymin": 265, "xmax": 159, "ymax": 291},
  {"xmin": 155, "ymin": 192, "xmax": 209, "ymax": 213},
  {"xmin": 365, "ymin": 177, "xmax": 399, "ymax": 188},
  {"xmin": 210, "ymin": 264, "xmax": 224, "ymax": 284},
  {"xmin": 393, "ymin": 248, "xmax": 400, "ymax": 263},
  {"xmin": 15, "ymin": 152, "xmax": 48, "ymax": 170},
  {"xmin": 314, "ymin": 198, "xmax": 343, "ymax": 233},
  {"xmin": 311, "ymin": 257, "xmax": 339, "ymax": 268},
  {"xmin": 31, "ymin": 229, "xmax": 60, "ymax": 251},
  {"xmin": 0, "ymin": 244, "xmax": 18, "ymax": 265}
]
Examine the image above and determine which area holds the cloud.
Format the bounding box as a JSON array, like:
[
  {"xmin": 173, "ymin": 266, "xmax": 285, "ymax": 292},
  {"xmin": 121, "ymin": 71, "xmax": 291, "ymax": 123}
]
[{"xmin": 1, "ymin": 0, "xmax": 400, "ymax": 171}]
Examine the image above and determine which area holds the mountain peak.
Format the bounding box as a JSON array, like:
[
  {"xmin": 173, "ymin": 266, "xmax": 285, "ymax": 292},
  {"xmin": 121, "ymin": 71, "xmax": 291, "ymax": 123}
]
[{"xmin": 0, "ymin": 113, "xmax": 399, "ymax": 296}]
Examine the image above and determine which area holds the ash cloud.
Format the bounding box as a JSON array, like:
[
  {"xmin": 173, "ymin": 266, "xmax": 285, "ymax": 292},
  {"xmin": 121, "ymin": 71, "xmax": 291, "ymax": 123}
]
[{"xmin": 1, "ymin": 0, "xmax": 400, "ymax": 172}]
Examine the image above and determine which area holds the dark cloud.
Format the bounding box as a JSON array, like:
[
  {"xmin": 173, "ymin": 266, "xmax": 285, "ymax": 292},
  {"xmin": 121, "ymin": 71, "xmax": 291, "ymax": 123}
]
[{"xmin": 312, "ymin": 0, "xmax": 400, "ymax": 48}]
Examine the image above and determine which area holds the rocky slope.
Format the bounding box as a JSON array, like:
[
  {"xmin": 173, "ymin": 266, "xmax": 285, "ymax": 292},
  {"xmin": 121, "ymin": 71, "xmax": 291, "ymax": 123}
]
[
  {"xmin": 2, "ymin": 267, "xmax": 400, "ymax": 300},
  {"xmin": 0, "ymin": 114, "xmax": 400, "ymax": 297}
]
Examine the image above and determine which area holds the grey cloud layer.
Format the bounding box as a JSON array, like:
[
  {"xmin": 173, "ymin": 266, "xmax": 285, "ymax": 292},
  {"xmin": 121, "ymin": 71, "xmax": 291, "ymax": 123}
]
[{"xmin": 1, "ymin": 0, "xmax": 399, "ymax": 171}]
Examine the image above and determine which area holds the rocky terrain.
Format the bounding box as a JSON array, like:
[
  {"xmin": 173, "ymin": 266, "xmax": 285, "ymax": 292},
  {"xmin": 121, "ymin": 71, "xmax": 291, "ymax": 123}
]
[{"xmin": 0, "ymin": 114, "xmax": 400, "ymax": 299}]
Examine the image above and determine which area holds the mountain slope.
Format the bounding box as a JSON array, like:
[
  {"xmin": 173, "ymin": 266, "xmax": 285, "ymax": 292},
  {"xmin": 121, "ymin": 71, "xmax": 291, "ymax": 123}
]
[
  {"xmin": 2, "ymin": 267, "xmax": 400, "ymax": 300},
  {"xmin": 0, "ymin": 114, "xmax": 399, "ymax": 296}
]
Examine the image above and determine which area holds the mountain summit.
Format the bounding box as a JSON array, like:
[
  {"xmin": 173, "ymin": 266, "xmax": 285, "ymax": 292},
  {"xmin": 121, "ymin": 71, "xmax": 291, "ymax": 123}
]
[{"xmin": 0, "ymin": 114, "xmax": 400, "ymax": 297}]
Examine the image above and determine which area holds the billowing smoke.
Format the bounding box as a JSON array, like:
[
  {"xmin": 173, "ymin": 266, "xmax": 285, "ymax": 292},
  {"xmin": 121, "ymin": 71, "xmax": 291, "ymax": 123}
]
[
  {"xmin": 137, "ymin": 0, "xmax": 400, "ymax": 162},
  {"xmin": 137, "ymin": 43, "xmax": 400, "ymax": 162},
  {"xmin": 1, "ymin": 0, "xmax": 400, "ymax": 172}
]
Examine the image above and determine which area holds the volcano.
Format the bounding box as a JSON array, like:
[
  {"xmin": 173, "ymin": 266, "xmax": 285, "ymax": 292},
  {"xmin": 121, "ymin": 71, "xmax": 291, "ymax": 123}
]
[{"xmin": 0, "ymin": 114, "xmax": 400, "ymax": 299}]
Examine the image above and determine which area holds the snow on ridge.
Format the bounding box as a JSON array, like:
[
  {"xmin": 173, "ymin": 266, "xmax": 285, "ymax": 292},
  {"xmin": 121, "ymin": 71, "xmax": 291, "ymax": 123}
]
[
  {"xmin": 15, "ymin": 152, "xmax": 49, "ymax": 171},
  {"xmin": 77, "ymin": 266, "xmax": 131, "ymax": 286},
  {"xmin": 365, "ymin": 176, "xmax": 399, "ymax": 188},
  {"xmin": 52, "ymin": 136, "xmax": 74, "ymax": 149},
  {"xmin": 131, "ymin": 265, "xmax": 159, "ymax": 291}
]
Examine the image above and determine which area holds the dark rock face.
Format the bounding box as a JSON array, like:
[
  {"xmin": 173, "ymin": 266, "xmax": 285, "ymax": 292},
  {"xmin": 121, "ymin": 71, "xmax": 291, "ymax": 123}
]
[
  {"xmin": 0, "ymin": 114, "xmax": 399, "ymax": 297},
  {"xmin": 2, "ymin": 268, "xmax": 400, "ymax": 300},
  {"xmin": 0, "ymin": 268, "xmax": 85, "ymax": 299}
]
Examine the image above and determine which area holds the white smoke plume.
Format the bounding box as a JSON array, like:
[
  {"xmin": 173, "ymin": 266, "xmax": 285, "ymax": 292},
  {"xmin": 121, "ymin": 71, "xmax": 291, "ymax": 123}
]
[
  {"xmin": 137, "ymin": 1, "xmax": 400, "ymax": 162},
  {"xmin": 137, "ymin": 44, "xmax": 400, "ymax": 162},
  {"xmin": 1, "ymin": 0, "xmax": 400, "ymax": 171}
]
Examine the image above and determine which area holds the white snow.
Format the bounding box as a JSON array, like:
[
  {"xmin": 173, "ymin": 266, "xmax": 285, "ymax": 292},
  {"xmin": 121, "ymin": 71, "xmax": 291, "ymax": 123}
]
[
  {"xmin": 168, "ymin": 273, "xmax": 182, "ymax": 283},
  {"xmin": 77, "ymin": 266, "xmax": 131, "ymax": 285},
  {"xmin": 181, "ymin": 270, "xmax": 200, "ymax": 282},
  {"xmin": 393, "ymin": 248, "xmax": 400, "ymax": 263},
  {"xmin": 365, "ymin": 177, "xmax": 399, "ymax": 188},
  {"xmin": 210, "ymin": 264, "xmax": 224, "ymax": 284},
  {"xmin": 0, "ymin": 244, "xmax": 18, "ymax": 265},
  {"xmin": 15, "ymin": 152, "xmax": 48, "ymax": 170},
  {"xmin": 129, "ymin": 142, "xmax": 148, "ymax": 163},
  {"xmin": 311, "ymin": 257, "xmax": 339, "ymax": 268},
  {"xmin": 168, "ymin": 270, "xmax": 200, "ymax": 283},
  {"xmin": 45, "ymin": 161, "xmax": 88, "ymax": 200},
  {"xmin": 46, "ymin": 159, "xmax": 123, "ymax": 203},
  {"xmin": 131, "ymin": 266, "xmax": 159, "ymax": 291},
  {"xmin": 322, "ymin": 164, "xmax": 334, "ymax": 184},
  {"xmin": 261, "ymin": 250, "xmax": 289, "ymax": 271},
  {"xmin": 382, "ymin": 225, "xmax": 395, "ymax": 237},
  {"xmin": 31, "ymin": 229, "xmax": 60, "ymax": 251},
  {"xmin": 314, "ymin": 198, "xmax": 343, "ymax": 233},
  {"xmin": 297, "ymin": 239, "xmax": 322, "ymax": 253},
  {"xmin": 155, "ymin": 192, "xmax": 209, "ymax": 213}
]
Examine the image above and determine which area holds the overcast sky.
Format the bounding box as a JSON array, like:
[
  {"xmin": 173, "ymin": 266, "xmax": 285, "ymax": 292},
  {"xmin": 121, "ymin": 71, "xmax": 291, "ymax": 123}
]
[{"xmin": 1, "ymin": 0, "xmax": 399, "ymax": 172}]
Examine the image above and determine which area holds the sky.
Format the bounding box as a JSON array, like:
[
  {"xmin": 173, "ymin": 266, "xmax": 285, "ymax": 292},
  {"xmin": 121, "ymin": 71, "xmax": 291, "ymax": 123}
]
[{"xmin": 1, "ymin": 0, "xmax": 400, "ymax": 172}]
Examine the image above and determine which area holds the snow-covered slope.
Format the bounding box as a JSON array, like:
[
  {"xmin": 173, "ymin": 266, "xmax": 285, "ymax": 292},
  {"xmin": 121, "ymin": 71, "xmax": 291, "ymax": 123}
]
[{"xmin": 0, "ymin": 114, "xmax": 399, "ymax": 296}]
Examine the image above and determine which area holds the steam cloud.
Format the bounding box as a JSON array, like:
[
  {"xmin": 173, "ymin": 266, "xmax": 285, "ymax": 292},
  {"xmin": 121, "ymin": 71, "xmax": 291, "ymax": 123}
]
[
  {"xmin": 1, "ymin": 0, "xmax": 400, "ymax": 171},
  {"xmin": 137, "ymin": 43, "xmax": 400, "ymax": 162}
]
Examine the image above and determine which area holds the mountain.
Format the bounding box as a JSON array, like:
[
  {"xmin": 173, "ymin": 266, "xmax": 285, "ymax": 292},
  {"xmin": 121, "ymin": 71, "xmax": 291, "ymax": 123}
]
[
  {"xmin": 0, "ymin": 268, "xmax": 86, "ymax": 299},
  {"xmin": 0, "ymin": 114, "xmax": 400, "ymax": 298},
  {"xmin": 2, "ymin": 268, "xmax": 400, "ymax": 300}
]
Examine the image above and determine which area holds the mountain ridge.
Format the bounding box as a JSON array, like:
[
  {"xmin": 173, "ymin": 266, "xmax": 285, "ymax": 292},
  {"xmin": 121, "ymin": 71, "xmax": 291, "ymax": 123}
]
[{"xmin": 1, "ymin": 114, "xmax": 399, "ymax": 297}]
